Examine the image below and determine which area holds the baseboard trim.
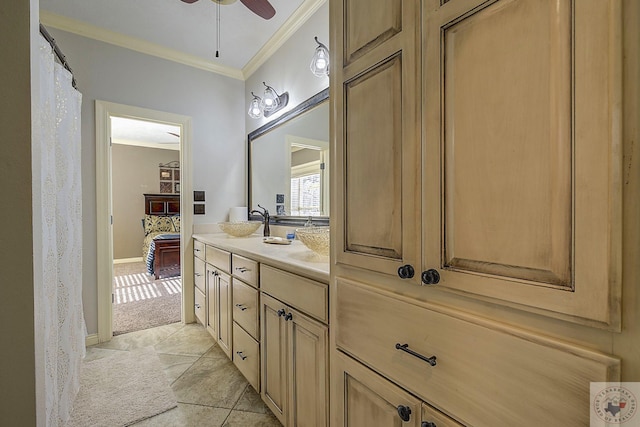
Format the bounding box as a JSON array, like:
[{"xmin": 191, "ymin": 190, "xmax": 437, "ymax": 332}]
[
  {"xmin": 113, "ymin": 257, "xmax": 143, "ymax": 264},
  {"xmin": 85, "ymin": 333, "xmax": 99, "ymax": 347}
]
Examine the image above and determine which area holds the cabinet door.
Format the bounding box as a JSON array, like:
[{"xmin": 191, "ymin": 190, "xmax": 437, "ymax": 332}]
[
  {"xmin": 217, "ymin": 271, "xmax": 233, "ymax": 358},
  {"xmin": 331, "ymin": 0, "xmax": 421, "ymax": 280},
  {"xmin": 260, "ymin": 293, "xmax": 287, "ymax": 425},
  {"xmin": 333, "ymin": 352, "xmax": 422, "ymax": 427},
  {"xmin": 287, "ymin": 308, "xmax": 328, "ymax": 427},
  {"xmin": 423, "ymin": 0, "xmax": 622, "ymax": 328},
  {"xmin": 206, "ymin": 265, "xmax": 218, "ymax": 339}
]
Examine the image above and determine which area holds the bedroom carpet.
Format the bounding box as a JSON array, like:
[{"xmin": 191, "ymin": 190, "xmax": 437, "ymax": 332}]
[
  {"xmin": 67, "ymin": 346, "xmax": 177, "ymax": 427},
  {"xmin": 113, "ymin": 261, "xmax": 182, "ymax": 335}
]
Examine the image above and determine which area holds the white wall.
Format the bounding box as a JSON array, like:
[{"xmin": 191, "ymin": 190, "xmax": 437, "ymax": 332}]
[
  {"xmin": 245, "ymin": 1, "xmax": 329, "ymax": 134},
  {"xmin": 47, "ymin": 29, "xmax": 246, "ymax": 335}
]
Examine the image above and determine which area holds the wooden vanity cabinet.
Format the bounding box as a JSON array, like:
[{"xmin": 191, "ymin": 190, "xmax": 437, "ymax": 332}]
[
  {"xmin": 205, "ymin": 245, "xmax": 233, "ymax": 359},
  {"xmin": 193, "ymin": 241, "xmax": 206, "ymax": 325},
  {"xmin": 260, "ymin": 266, "xmax": 329, "ymax": 427},
  {"xmin": 231, "ymin": 254, "xmax": 260, "ymax": 392}
]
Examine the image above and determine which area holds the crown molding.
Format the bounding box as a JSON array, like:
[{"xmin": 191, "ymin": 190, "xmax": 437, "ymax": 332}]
[
  {"xmin": 39, "ymin": 10, "xmax": 244, "ymax": 80},
  {"xmin": 242, "ymin": 0, "xmax": 327, "ymax": 79}
]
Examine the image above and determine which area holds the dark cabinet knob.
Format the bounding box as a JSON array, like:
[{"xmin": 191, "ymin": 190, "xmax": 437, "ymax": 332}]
[
  {"xmin": 397, "ymin": 264, "xmax": 415, "ymax": 279},
  {"xmin": 422, "ymin": 422, "xmax": 437, "ymax": 427},
  {"xmin": 277, "ymin": 309, "xmax": 286, "ymax": 317},
  {"xmin": 284, "ymin": 312, "xmax": 293, "ymax": 321},
  {"xmin": 397, "ymin": 405, "xmax": 412, "ymax": 422},
  {"xmin": 421, "ymin": 269, "xmax": 440, "ymax": 285}
]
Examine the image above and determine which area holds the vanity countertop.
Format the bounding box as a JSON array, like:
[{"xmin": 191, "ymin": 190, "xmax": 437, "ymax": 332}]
[{"xmin": 192, "ymin": 233, "xmax": 330, "ymax": 283}]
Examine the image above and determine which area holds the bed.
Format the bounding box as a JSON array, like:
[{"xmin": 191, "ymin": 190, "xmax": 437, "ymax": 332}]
[{"xmin": 142, "ymin": 194, "xmax": 181, "ymax": 279}]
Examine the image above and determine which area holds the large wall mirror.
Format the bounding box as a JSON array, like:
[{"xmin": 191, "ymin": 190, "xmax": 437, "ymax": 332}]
[{"xmin": 248, "ymin": 88, "xmax": 329, "ymax": 225}]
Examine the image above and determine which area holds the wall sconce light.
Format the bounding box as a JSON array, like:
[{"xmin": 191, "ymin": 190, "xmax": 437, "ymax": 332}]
[
  {"xmin": 248, "ymin": 92, "xmax": 263, "ymax": 119},
  {"xmin": 310, "ymin": 36, "xmax": 329, "ymax": 77},
  {"xmin": 247, "ymin": 82, "xmax": 289, "ymax": 119}
]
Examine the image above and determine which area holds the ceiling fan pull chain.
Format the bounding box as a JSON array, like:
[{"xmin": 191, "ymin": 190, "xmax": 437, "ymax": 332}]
[{"xmin": 215, "ymin": 0, "xmax": 221, "ymax": 57}]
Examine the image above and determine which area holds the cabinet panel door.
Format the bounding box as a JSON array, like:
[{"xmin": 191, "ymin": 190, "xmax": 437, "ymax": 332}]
[
  {"xmin": 333, "ymin": 351, "xmax": 422, "ymax": 427},
  {"xmin": 206, "ymin": 266, "xmax": 218, "ymax": 339},
  {"xmin": 343, "ymin": 0, "xmax": 401, "ymax": 64},
  {"xmin": 333, "ymin": 0, "xmax": 420, "ymax": 280},
  {"xmin": 260, "ymin": 293, "xmax": 287, "ymax": 425},
  {"xmin": 423, "ymin": 0, "xmax": 622, "ymax": 328},
  {"xmin": 287, "ymin": 308, "xmax": 328, "ymax": 427},
  {"xmin": 217, "ymin": 271, "xmax": 233, "ymax": 358}
]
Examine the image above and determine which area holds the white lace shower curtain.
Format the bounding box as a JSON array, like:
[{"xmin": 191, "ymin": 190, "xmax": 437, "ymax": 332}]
[{"xmin": 34, "ymin": 36, "xmax": 85, "ymax": 427}]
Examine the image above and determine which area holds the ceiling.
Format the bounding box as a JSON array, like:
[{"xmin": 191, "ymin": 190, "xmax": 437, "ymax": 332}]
[
  {"xmin": 111, "ymin": 117, "xmax": 181, "ymax": 151},
  {"xmin": 39, "ymin": 0, "xmax": 323, "ymax": 79}
]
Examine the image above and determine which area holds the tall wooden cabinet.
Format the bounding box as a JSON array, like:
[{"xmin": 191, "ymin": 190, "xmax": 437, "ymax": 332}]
[{"xmin": 330, "ymin": 0, "xmax": 635, "ymax": 425}]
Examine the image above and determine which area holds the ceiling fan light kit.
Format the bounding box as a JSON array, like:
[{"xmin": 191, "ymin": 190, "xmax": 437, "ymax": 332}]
[{"xmin": 310, "ymin": 36, "xmax": 329, "ymax": 77}]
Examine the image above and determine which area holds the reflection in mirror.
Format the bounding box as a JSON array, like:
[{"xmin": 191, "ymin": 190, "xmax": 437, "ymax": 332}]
[{"xmin": 249, "ymin": 89, "xmax": 329, "ymax": 224}]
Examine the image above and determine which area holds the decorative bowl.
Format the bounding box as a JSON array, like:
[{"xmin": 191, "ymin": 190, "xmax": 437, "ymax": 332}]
[
  {"xmin": 218, "ymin": 221, "xmax": 261, "ymax": 237},
  {"xmin": 295, "ymin": 227, "xmax": 330, "ymax": 256}
]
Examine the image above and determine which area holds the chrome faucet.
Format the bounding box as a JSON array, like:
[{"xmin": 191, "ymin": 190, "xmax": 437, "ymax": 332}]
[{"xmin": 251, "ymin": 205, "xmax": 270, "ymax": 237}]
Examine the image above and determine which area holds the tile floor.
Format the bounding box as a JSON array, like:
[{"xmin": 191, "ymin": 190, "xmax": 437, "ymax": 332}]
[{"xmin": 87, "ymin": 322, "xmax": 282, "ymax": 426}]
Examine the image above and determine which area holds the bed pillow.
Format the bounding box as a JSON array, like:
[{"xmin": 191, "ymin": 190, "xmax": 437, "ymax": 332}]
[
  {"xmin": 143, "ymin": 214, "xmax": 174, "ymax": 236},
  {"xmin": 171, "ymin": 215, "xmax": 180, "ymax": 232}
]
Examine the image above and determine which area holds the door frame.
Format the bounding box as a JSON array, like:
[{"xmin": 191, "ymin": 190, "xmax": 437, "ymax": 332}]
[{"xmin": 95, "ymin": 100, "xmax": 194, "ymax": 343}]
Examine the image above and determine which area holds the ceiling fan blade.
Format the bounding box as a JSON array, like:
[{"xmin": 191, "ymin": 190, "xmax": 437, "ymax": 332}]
[
  {"xmin": 180, "ymin": 0, "xmax": 200, "ymax": 3},
  {"xmin": 240, "ymin": 0, "xmax": 275, "ymax": 20}
]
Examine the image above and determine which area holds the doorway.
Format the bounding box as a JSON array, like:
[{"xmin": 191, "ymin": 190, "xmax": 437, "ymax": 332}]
[{"xmin": 95, "ymin": 101, "xmax": 194, "ymax": 343}]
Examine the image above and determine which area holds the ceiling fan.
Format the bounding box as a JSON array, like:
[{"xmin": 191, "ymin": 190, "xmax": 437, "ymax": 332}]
[{"xmin": 180, "ymin": 0, "xmax": 276, "ymax": 20}]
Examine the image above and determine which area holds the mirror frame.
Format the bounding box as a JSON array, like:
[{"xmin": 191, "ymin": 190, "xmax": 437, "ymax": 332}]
[{"xmin": 248, "ymin": 88, "xmax": 330, "ymax": 226}]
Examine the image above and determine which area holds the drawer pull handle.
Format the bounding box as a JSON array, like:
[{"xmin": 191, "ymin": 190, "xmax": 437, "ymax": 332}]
[
  {"xmin": 397, "ymin": 264, "xmax": 415, "ymax": 279},
  {"xmin": 195, "ymin": 303, "xmax": 201, "ymax": 309},
  {"xmin": 395, "ymin": 343, "xmax": 437, "ymax": 367},
  {"xmin": 421, "ymin": 269, "xmax": 440, "ymax": 285},
  {"xmin": 284, "ymin": 312, "xmax": 293, "ymax": 321},
  {"xmin": 195, "ymin": 273, "xmax": 202, "ymax": 277},
  {"xmin": 235, "ymin": 303, "xmax": 248, "ymax": 311},
  {"xmin": 277, "ymin": 309, "xmax": 286, "ymax": 317},
  {"xmin": 422, "ymin": 422, "xmax": 437, "ymax": 427},
  {"xmin": 236, "ymin": 351, "xmax": 247, "ymax": 360},
  {"xmin": 396, "ymin": 405, "xmax": 412, "ymax": 422},
  {"xmin": 194, "ymin": 248, "xmax": 201, "ymax": 252},
  {"xmin": 235, "ymin": 266, "xmax": 250, "ymax": 273}
]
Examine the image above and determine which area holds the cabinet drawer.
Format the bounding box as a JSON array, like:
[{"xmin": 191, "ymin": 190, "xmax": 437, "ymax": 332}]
[
  {"xmin": 194, "ymin": 287, "xmax": 206, "ymax": 326},
  {"xmin": 193, "ymin": 239, "xmax": 205, "ymax": 260},
  {"xmin": 194, "ymin": 256, "xmax": 206, "ymax": 293},
  {"xmin": 232, "ymin": 254, "xmax": 258, "ymax": 288},
  {"xmin": 233, "ymin": 322, "xmax": 260, "ymax": 392},
  {"xmin": 422, "ymin": 403, "xmax": 464, "ymax": 427},
  {"xmin": 232, "ymin": 278, "xmax": 259, "ymax": 339},
  {"xmin": 335, "ymin": 278, "xmax": 620, "ymax": 427},
  {"xmin": 261, "ymin": 265, "xmax": 328, "ymax": 323},
  {"xmin": 205, "ymin": 245, "xmax": 230, "ymax": 273}
]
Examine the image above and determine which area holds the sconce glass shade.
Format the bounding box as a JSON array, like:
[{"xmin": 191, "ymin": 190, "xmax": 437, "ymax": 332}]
[
  {"xmin": 248, "ymin": 93, "xmax": 262, "ymax": 119},
  {"xmin": 261, "ymin": 83, "xmax": 280, "ymax": 112},
  {"xmin": 310, "ymin": 36, "xmax": 329, "ymax": 77}
]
